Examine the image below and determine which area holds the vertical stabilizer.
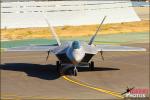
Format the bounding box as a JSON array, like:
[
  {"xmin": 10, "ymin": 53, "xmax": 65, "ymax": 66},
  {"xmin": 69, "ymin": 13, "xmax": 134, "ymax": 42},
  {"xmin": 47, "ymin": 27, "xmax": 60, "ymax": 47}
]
[
  {"xmin": 88, "ymin": 16, "xmax": 106, "ymax": 45},
  {"xmin": 44, "ymin": 15, "xmax": 61, "ymax": 46}
]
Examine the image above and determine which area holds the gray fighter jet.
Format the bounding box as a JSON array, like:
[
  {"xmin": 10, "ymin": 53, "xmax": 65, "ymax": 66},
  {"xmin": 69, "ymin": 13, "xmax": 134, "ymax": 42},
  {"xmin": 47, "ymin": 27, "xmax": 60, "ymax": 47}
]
[{"xmin": 6, "ymin": 16, "xmax": 146, "ymax": 76}]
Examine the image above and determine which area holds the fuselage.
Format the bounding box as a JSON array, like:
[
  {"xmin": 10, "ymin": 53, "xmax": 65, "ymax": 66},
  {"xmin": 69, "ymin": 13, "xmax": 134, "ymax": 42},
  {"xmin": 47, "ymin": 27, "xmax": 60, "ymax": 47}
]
[
  {"xmin": 66, "ymin": 43, "xmax": 85, "ymax": 64},
  {"xmin": 56, "ymin": 41, "xmax": 95, "ymax": 65}
]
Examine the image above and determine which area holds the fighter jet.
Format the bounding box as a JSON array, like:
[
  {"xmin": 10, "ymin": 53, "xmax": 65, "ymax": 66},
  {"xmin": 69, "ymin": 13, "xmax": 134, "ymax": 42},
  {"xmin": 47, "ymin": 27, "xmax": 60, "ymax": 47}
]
[{"xmin": 6, "ymin": 16, "xmax": 146, "ymax": 76}]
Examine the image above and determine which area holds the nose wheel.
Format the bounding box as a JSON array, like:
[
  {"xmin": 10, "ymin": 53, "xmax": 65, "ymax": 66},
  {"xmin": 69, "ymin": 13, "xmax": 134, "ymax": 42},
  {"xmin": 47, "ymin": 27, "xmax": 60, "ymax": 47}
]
[{"xmin": 73, "ymin": 66, "xmax": 78, "ymax": 76}]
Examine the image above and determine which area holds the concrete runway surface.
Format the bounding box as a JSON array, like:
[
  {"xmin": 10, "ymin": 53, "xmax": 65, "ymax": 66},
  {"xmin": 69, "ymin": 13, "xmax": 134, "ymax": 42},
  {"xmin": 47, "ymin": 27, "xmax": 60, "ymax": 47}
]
[{"xmin": 0, "ymin": 43, "xmax": 149, "ymax": 99}]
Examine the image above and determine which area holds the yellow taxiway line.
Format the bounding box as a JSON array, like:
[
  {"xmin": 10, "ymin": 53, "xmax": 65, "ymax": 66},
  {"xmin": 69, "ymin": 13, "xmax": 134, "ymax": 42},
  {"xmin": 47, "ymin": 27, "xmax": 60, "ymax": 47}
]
[
  {"xmin": 63, "ymin": 76, "xmax": 124, "ymax": 99},
  {"xmin": 1, "ymin": 94, "xmax": 66, "ymax": 100}
]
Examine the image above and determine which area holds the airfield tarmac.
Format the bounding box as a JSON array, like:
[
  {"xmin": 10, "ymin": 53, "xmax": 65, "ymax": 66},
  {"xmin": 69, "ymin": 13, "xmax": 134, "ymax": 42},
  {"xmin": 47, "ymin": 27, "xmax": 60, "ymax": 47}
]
[{"xmin": 1, "ymin": 43, "xmax": 149, "ymax": 99}]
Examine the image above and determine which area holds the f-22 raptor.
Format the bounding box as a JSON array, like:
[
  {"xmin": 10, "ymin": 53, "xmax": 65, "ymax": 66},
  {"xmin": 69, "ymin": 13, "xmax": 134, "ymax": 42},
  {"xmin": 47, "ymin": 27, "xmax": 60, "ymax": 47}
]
[{"xmin": 6, "ymin": 16, "xmax": 146, "ymax": 76}]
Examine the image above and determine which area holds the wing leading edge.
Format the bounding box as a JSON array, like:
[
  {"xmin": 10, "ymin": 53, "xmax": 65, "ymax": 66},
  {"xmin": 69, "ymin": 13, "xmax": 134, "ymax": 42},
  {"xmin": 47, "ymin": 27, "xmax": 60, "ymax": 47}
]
[
  {"xmin": 96, "ymin": 44, "xmax": 146, "ymax": 51},
  {"xmin": 6, "ymin": 45, "xmax": 58, "ymax": 52}
]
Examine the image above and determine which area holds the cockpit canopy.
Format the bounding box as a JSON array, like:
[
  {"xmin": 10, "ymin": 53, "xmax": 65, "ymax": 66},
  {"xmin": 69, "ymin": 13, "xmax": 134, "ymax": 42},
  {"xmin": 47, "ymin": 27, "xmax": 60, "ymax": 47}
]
[{"xmin": 72, "ymin": 41, "xmax": 80, "ymax": 49}]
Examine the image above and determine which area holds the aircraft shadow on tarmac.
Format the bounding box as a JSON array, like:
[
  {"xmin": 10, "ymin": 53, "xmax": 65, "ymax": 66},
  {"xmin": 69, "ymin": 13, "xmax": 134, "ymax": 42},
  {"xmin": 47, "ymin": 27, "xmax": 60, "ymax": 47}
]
[{"xmin": 0, "ymin": 63, "xmax": 120, "ymax": 80}]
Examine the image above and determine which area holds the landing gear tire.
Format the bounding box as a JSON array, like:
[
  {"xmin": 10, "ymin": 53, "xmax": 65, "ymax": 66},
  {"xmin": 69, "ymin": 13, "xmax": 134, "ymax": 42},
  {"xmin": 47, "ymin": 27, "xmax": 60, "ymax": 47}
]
[
  {"xmin": 56, "ymin": 61, "xmax": 62, "ymax": 75},
  {"xmin": 89, "ymin": 61, "xmax": 94, "ymax": 71}
]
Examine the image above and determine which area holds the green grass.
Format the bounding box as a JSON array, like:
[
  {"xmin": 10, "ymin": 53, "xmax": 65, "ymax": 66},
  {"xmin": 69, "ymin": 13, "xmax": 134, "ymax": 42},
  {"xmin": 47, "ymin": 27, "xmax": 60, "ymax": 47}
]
[
  {"xmin": 1, "ymin": 32, "xmax": 149, "ymax": 48},
  {"xmin": 62, "ymin": 32, "xmax": 149, "ymax": 43},
  {"xmin": 1, "ymin": 39, "xmax": 56, "ymax": 48}
]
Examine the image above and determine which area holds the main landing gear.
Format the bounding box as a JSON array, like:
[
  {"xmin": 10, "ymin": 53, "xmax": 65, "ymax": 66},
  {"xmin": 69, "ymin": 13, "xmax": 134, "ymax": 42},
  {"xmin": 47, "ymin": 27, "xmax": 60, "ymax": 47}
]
[
  {"xmin": 56, "ymin": 61, "xmax": 95, "ymax": 76},
  {"xmin": 56, "ymin": 61, "xmax": 78, "ymax": 76},
  {"xmin": 56, "ymin": 61, "xmax": 94, "ymax": 76},
  {"xmin": 56, "ymin": 61, "xmax": 62, "ymax": 75},
  {"xmin": 89, "ymin": 61, "xmax": 95, "ymax": 71}
]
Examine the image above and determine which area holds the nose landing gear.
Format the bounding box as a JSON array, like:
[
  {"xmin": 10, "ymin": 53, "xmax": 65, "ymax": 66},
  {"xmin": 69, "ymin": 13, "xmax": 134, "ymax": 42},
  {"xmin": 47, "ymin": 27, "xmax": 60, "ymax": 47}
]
[{"xmin": 73, "ymin": 65, "xmax": 78, "ymax": 76}]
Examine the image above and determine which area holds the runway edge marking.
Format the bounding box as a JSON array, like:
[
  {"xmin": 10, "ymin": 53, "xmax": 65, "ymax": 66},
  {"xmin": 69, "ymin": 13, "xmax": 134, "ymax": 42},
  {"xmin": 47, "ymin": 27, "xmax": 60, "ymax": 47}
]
[{"xmin": 63, "ymin": 76, "xmax": 124, "ymax": 99}]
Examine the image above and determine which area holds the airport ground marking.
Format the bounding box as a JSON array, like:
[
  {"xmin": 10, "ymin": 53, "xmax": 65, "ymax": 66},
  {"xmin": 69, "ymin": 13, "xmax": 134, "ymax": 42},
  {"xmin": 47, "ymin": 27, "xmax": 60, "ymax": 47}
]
[
  {"xmin": 62, "ymin": 76, "xmax": 124, "ymax": 99},
  {"xmin": 1, "ymin": 94, "xmax": 57, "ymax": 100},
  {"xmin": 71, "ymin": 76, "xmax": 122, "ymax": 95}
]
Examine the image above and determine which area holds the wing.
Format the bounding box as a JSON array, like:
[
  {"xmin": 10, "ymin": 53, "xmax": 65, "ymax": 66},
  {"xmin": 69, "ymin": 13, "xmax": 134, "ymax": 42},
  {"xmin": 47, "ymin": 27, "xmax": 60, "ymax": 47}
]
[
  {"xmin": 6, "ymin": 45, "xmax": 58, "ymax": 52},
  {"xmin": 96, "ymin": 44, "xmax": 146, "ymax": 51},
  {"xmin": 83, "ymin": 45, "xmax": 97, "ymax": 54}
]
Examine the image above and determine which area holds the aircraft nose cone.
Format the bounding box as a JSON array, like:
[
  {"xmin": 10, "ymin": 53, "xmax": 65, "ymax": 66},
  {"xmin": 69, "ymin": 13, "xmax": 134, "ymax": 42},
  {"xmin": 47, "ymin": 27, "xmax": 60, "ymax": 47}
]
[{"xmin": 72, "ymin": 49, "xmax": 85, "ymax": 63}]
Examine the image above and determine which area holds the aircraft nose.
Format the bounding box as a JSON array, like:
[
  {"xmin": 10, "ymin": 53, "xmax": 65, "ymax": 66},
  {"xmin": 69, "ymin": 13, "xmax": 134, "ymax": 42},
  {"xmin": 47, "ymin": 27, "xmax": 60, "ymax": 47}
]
[{"xmin": 72, "ymin": 49, "xmax": 85, "ymax": 63}]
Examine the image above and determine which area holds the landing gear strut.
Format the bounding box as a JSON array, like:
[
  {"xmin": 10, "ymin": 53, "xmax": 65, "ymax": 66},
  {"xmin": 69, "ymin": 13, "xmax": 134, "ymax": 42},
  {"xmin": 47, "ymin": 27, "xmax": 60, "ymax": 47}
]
[
  {"xmin": 73, "ymin": 65, "xmax": 78, "ymax": 76},
  {"xmin": 89, "ymin": 61, "xmax": 94, "ymax": 71}
]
